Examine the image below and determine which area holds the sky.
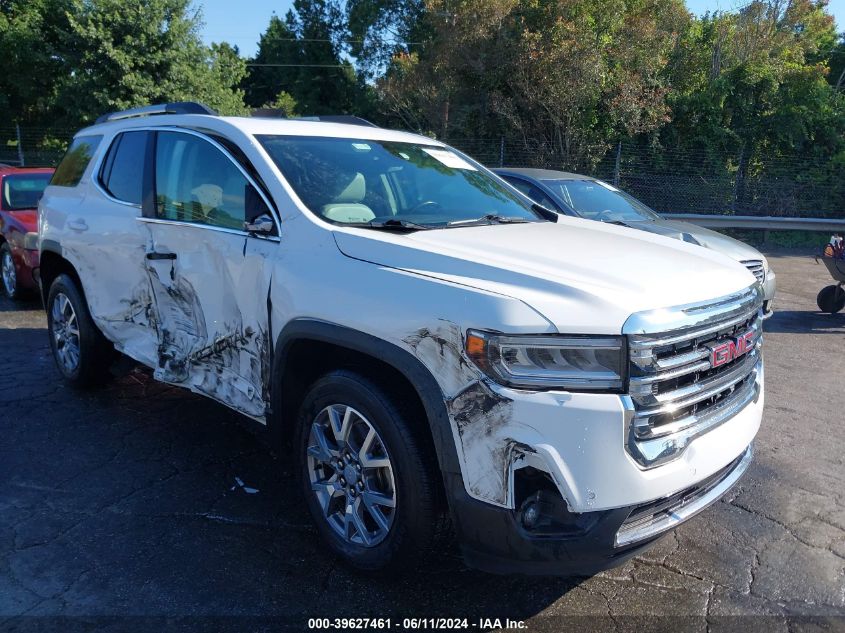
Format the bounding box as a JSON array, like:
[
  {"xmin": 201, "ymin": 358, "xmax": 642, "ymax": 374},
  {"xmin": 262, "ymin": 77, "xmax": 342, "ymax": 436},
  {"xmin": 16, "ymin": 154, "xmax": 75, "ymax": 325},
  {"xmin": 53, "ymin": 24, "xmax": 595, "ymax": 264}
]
[{"xmin": 196, "ymin": 0, "xmax": 845, "ymax": 58}]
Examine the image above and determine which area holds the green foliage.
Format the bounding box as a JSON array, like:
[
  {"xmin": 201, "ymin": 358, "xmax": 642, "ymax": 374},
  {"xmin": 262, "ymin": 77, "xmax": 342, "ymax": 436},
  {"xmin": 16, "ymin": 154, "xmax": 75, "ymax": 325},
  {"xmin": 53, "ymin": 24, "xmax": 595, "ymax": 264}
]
[
  {"xmin": 0, "ymin": 0, "xmax": 247, "ymax": 127},
  {"xmin": 265, "ymin": 91, "xmax": 299, "ymax": 116},
  {"xmin": 0, "ymin": 0, "xmax": 71, "ymax": 125},
  {"xmin": 1, "ymin": 0, "xmax": 843, "ymax": 218},
  {"xmin": 376, "ymin": 0, "xmax": 691, "ymax": 170},
  {"xmin": 241, "ymin": 1, "xmax": 368, "ymax": 116}
]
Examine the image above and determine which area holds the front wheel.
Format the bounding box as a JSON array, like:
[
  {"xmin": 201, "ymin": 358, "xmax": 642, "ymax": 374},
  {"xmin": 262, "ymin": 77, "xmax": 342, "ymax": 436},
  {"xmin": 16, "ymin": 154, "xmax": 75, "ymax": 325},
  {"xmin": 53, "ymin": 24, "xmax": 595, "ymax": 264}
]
[
  {"xmin": 295, "ymin": 370, "xmax": 441, "ymax": 573},
  {"xmin": 46, "ymin": 274, "xmax": 115, "ymax": 387},
  {"xmin": 816, "ymin": 285, "xmax": 845, "ymax": 314}
]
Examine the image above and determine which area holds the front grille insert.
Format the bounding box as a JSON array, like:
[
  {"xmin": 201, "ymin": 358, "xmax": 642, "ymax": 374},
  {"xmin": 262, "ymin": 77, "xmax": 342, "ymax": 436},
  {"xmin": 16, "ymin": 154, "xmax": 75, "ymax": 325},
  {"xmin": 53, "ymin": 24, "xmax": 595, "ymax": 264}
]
[
  {"xmin": 741, "ymin": 259, "xmax": 765, "ymax": 284},
  {"xmin": 623, "ymin": 285, "xmax": 763, "ymax": 468}
]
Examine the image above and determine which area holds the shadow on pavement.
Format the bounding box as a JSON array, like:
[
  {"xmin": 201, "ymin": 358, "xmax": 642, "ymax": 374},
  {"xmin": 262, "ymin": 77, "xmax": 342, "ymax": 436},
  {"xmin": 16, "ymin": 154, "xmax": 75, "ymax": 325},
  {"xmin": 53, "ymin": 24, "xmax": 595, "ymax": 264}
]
[
  {"xmin": 0, "ymin": 294, "xmax": 41, "ymax": 313},
  {"xmin": 763, "ymin": 309, "xmax": 844, "ymax": 334}
]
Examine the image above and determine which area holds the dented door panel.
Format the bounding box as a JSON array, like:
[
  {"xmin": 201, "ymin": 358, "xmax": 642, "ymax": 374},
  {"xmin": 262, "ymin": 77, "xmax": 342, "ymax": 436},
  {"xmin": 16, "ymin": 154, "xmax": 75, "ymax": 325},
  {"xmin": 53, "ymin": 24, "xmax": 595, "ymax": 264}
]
[
  {"xmin": 142, "ymin": 220, "xmax": 274, "ymax": 421},
  {"xmin": 59, "ymin": 193, "xmax": 161, "ymax": 369}
]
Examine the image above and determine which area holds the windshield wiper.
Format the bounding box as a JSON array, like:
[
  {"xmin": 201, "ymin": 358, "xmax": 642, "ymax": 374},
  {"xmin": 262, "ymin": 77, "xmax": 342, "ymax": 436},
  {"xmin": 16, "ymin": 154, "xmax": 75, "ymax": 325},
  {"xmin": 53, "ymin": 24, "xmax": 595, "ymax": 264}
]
[
  {"xmin": 448, "ymin": 214, "xmax": 531, "ymax": 227},
  {"xmin": 346, "ymin": 219, "xmax": 433, "ymax": 231}
]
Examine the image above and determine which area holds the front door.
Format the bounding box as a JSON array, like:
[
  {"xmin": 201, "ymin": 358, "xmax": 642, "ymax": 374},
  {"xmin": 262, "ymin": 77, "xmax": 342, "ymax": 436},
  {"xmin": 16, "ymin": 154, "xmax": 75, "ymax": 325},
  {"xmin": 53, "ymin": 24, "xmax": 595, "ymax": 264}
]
[{"xmin": 141, "ymin": 130, "xmax": 278, "ymax": 421}]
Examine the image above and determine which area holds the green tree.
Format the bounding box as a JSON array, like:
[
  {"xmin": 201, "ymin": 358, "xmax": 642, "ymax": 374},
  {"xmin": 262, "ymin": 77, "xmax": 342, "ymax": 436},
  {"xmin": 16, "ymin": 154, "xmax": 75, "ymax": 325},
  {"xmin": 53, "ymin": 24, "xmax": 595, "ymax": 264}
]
[
  {"xmin": 242, "ymin": 14, "xmax": 301, "ymax": 108},
  {"xmin": 55, "ymin": 0, "xmax": 247, "ymax": 123},
  {"xmin": 378, "ymin": 0, "xmax": 689, "ymax": 168},
  {"xmin": 242, "ymin": 0, "xmax": 368, "ymax": 116},
  {"xmin": 0, "ymin": 0, "xmax": 71, "ymax": 126},
  {"xmin": 265, "ymin": 90, "xmax": 299, "ymax": 115},
  {"xmin": 346, "ymin": 0, "xmax": 425, "ymax": 78}
]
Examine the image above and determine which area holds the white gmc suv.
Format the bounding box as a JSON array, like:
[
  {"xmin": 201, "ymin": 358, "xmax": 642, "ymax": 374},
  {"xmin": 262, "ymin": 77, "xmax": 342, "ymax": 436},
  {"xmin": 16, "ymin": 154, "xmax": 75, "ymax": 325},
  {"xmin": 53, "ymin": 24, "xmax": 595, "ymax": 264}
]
[{"xmin": 38, "ymin": 103, "xmax": 764, "ymax": 574}]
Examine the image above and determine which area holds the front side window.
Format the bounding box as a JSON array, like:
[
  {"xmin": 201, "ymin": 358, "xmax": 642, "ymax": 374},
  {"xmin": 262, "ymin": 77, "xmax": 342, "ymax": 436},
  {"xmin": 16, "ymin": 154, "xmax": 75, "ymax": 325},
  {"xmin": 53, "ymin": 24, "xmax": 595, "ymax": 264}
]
[
  {"xmin": 2, "ymin": 173, "xmax": 52, "ymax": 210},
  {"xmin": 155, "ymin": 132, "xmax": 248, "ymax": 230},
  {"xmin": 100, "ymin": 131, "xmax": 148, "ymax": 205},
  {"xmin": 51, "ymin": 136, "xmax": 102, "ymax": 187},
  {"xmin": 542, "ymin": 179, "xmax": 659, "ymax": 222},
  {"xmin": 503, "ymin": 177, "xmax": 558, "ymax": 212},
  {"xmin": 257, "ymin": 135, "xmax": 545, "ymax": 228}
]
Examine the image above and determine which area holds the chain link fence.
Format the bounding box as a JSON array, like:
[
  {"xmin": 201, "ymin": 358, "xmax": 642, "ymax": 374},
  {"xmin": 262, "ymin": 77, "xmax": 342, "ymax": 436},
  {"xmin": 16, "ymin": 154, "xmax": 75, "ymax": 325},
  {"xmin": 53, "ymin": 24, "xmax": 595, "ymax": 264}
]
[
  {"xmin": 3, "ymin": 126, "xmax": 842, "ymax": 218},
  {"xmin": 0, "ymin": 127, "xmax": 77, "ymax": 169},
  {"xmin": 450, "ymin": 138, "xmax": 845, "ymax": 219}
]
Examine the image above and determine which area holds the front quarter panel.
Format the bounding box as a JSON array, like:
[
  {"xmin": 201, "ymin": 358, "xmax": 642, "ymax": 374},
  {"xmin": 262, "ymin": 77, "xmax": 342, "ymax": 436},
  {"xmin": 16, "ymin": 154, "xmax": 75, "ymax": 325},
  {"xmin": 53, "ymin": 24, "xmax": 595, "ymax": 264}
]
[{"xmin": 270, "ymin": 225, "xmax": 558, "ymax": 506}]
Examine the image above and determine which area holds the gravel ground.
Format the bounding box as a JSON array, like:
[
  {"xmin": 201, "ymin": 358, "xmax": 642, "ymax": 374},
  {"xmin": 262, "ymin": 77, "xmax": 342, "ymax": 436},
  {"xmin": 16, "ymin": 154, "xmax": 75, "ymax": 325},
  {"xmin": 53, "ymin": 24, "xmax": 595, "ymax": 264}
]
[{"xmin": 0, "ymin": 252, "xmax": 843, "ymax": 632}]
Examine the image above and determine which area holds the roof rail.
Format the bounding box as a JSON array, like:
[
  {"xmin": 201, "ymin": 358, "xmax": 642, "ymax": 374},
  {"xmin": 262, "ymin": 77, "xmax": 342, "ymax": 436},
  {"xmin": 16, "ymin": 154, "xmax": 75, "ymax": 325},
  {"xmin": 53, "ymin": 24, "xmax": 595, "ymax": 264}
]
[
  {"xmin": 294, "ymin": 115, "xmax": 379, "ymax": 128},
  {"xmin": 95, "ymin": 102, "xmax": 217, "ymax": 125}
]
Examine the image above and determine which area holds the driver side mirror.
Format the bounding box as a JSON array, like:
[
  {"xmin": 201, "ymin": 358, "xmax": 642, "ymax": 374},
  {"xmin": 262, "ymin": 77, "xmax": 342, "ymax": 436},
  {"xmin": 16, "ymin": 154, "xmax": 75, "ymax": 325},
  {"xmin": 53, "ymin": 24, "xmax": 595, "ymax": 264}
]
[{"xmin": 244, "ymin": 183, "xmax": 277, "ymax": 236}]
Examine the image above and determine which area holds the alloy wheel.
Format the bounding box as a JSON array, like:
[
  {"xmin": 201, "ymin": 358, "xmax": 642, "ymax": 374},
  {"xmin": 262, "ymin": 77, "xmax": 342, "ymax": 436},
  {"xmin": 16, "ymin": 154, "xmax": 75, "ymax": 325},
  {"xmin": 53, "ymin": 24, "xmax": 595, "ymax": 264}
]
[
  {"xmin": 306, "ymin": 404, "xmax": 397, "ymax": 547},
  {"xmin": 1, "ymin": 249, "xmax": 15, "ymax": 297},
  {"xmin": 51, "ymin": 292, "xmax": 81, "ymax": 373}
]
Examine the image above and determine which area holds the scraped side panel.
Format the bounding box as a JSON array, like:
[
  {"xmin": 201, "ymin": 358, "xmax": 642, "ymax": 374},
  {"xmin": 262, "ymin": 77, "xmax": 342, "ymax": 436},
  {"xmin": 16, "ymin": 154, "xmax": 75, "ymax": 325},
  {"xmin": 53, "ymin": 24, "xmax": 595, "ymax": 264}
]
[{"xmin": 402, "ymin": 322, "xmax": 535, "ymax": 508}]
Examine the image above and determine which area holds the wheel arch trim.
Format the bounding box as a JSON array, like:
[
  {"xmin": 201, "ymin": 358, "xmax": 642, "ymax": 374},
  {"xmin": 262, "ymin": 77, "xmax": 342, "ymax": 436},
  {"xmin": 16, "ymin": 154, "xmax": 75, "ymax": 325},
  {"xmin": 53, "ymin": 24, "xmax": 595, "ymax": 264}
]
[{"xmin": 271, "ymin": 318, "xmax": 462, "ymax": 478}]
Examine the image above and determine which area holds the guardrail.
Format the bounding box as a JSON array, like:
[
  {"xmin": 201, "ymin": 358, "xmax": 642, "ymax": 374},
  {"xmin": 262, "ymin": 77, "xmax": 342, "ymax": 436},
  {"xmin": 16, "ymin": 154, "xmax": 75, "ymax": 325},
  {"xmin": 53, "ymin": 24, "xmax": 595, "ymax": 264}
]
[{"xmin": 661, "ymin": 214, "xmax": 845, "ymax": 232}]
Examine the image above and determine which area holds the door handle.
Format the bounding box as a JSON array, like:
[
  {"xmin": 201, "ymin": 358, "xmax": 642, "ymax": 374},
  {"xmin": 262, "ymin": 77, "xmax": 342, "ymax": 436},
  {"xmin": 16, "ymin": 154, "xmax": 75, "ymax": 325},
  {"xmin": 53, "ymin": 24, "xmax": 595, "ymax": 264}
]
[
  {"xmin": 146, "ymin": 252, "xmax": 177, "ymax": 260},
  {"xmin": 68, "ymin": 219, "xmax": 88, "ymax": 232}
]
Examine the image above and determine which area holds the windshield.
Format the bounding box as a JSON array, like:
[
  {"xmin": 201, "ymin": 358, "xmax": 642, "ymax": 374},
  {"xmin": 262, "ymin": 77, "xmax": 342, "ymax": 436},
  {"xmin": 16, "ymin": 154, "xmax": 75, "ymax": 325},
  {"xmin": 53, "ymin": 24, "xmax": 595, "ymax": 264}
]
[
  {"xmin": 541, "ymin": 179, "xmax": 659, "ymax": 222},
  {"xmin": 257, "ymin": 135, "xmax": 544, "ymax": 228},
  {"xmin": 3, "ymin": 173, "xmax": 52, "ymax": 210}
]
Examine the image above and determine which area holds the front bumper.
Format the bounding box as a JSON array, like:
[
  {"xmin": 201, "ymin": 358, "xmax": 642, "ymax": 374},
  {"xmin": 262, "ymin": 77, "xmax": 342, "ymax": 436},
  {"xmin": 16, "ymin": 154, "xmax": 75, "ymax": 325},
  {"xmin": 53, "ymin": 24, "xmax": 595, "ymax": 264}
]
[
  {"xmin": 13, "ymin": 246, "xmax": 40, "ymax": 289},
  {"xmin": 449, "ymin": 444, "xmax": 753, "ymax": 575},
  {"xmin": 446, "ymin": 363, "xmax": 763, "ymax": 574}
]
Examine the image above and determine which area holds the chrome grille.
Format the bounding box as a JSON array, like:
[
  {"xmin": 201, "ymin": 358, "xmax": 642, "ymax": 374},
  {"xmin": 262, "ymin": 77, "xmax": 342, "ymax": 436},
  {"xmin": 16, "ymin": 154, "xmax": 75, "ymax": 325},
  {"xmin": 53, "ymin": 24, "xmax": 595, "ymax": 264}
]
[
  {"xmin": 741, "ymin": 259, "xmax": 765, "ymax": 284},
  {"xmin": 623, "ymin": 285, "xmax": 763, "ymax": 468}
]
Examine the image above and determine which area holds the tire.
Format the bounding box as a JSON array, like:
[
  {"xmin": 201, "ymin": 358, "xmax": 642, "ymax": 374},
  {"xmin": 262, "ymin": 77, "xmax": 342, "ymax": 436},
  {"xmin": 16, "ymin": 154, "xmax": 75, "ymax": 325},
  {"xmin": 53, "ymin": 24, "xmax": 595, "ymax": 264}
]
[
  {"xmin": 1, "ymin": 242, "xmax": 20, "ymax": 300},
  {"xmin": 816, "ymin": 285, "xmax": 845, "ymax": 314},
  {"xmin": 295, "ymin": 369, "xmax": 441, "ymax": 573},
  {"xmin": 46, "ymin": 273, "xmax": 115, "ymax": 387}
]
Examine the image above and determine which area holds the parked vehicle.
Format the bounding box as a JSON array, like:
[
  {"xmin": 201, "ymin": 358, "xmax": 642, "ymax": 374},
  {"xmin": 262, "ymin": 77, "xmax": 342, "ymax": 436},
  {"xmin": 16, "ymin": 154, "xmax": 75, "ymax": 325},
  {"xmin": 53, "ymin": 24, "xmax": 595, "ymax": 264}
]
[
  {"xmin": 815, "ymin": 236, "xmax": 845, "ymax": 314},
  {"xmin": 0, "ymin": 166, "xmax": 54, "ymax": 299},
  {"xmin": 494, "ymin": 168, "xmax": 776, "ymax": 317},
  {"xmin": 38, "ymin": 103, "xmax": 764, "ymax": 575}
]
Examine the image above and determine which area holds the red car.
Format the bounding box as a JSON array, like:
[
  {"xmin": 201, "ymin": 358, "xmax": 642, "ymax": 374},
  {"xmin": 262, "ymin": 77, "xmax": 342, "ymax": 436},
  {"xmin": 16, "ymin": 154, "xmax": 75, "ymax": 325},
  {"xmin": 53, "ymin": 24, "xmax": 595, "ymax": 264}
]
[{"xmin": 0, "ymin": 166, "xmax": 54, "ymax": 299}]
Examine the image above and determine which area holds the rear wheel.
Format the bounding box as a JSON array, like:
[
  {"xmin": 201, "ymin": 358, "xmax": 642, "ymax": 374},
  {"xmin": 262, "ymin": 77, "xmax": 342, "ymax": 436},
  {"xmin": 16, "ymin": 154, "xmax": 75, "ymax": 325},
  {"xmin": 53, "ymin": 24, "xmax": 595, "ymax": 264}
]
[
  {"xmin": 295, "ymin": 370, "xmax": 440, "ymax": 573},
  {"xmin": 1, "ymin": 243, "xmax": 20, "ymax": 300},
  {"xmin": 816, "ymin": 285, "xmax": 845, "ymax": 314},
  {"xmin": 46, "ymin": 274, "xmax": 115, "ymax": 387}
]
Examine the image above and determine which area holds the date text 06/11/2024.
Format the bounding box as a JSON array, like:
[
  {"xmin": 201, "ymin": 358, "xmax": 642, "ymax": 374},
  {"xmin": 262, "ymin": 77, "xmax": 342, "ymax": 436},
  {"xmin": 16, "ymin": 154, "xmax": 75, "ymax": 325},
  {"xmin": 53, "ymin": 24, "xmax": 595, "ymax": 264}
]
[{"xmin": 307, "ymin": 618, "xmax": 527, "ymax": 630}]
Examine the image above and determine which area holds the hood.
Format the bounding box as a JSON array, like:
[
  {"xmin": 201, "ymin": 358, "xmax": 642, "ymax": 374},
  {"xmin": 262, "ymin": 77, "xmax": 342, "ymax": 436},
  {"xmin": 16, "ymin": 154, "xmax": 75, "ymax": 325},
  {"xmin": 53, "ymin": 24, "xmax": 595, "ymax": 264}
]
[
  {"xmin": 333, "ymin": 217, "xmax": 757, "ymax": 334},
  {"xmin": 624, "ymin": 219, "xmax": 766, "ymax": 266}
]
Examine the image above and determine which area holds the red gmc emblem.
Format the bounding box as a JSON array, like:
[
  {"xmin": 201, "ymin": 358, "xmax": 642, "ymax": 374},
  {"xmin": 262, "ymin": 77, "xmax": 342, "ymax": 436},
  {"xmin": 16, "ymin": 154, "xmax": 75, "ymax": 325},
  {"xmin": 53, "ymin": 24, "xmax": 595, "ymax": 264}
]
[{"xmin": 708, "ymin": 330, "xmax": 756, "ymax": 368}]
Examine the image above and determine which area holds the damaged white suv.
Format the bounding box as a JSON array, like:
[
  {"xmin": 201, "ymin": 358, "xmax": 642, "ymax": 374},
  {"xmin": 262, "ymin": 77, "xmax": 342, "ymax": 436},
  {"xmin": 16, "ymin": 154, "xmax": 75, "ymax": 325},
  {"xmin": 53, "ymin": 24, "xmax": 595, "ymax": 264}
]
[{"xmin": 38, "ymin": 103, "xmax": 764, "ymax": 574}]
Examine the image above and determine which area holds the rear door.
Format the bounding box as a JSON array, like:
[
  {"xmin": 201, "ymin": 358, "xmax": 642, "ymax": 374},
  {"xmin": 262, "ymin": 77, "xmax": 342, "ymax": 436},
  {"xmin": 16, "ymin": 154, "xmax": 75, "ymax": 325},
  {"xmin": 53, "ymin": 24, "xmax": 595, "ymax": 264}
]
[
  {"xmin": 141, "ymin": 129, "xmax": 279, "ymax": 421},
  {"xmin": 46, "ymin": 132, "xmax": 162, "ymax": 367}
]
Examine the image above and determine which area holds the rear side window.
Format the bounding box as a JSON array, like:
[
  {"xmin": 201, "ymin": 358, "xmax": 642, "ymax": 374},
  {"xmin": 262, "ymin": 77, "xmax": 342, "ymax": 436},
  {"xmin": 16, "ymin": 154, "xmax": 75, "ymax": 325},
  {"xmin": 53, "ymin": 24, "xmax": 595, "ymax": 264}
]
[
  {"xmin": 51, "ymin": 136, "xmax": 102, "ymax": 187},
  {"xmin": 99, "ymin": 131, "xmax": 148, "ymax": 204}
]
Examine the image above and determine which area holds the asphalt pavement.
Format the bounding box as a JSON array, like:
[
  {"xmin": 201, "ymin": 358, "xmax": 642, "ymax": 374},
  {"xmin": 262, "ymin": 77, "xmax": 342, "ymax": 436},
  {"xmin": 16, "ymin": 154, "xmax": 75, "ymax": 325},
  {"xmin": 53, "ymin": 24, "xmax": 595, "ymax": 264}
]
[{"xmin": 0, "ymin": 251, "xmax": 843, "ymax": 632}]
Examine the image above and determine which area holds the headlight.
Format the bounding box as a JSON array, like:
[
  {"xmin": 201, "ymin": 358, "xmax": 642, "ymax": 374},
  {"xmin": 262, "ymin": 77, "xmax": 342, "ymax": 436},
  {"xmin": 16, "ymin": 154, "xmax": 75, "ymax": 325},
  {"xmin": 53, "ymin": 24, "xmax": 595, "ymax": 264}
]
[
  {"xmin": 465, "ymin": 330, "xmax": 626, "ymax": 392},
  {"xmin": 23, "ymin": 232, "xmax": 38, "ymax": 250}
]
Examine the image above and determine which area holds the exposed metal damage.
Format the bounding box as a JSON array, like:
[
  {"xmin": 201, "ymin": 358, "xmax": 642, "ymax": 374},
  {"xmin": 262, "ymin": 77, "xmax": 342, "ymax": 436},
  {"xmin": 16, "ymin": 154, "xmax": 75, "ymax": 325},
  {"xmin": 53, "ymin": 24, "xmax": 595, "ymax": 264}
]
[{"xmin": 403, "ymin": 323, "xmax": 533, "ymax": 508}]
